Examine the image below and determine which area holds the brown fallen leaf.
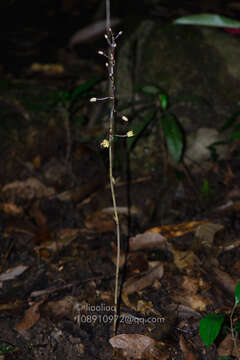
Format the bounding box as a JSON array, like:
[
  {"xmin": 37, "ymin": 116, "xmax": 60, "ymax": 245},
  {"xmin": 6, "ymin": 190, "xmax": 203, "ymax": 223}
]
[
  {"xmin": 34, "ymin": 228, "xmax": 80, "ymax": 256},
  {"xmin": 218, "ymin": 333, "xmax": 234, "ymax": 357},
  {"xmin": 129, "ymin": 232, "xmax": 167, "ymax": 251},
  {"xmin": 123, "ymin": 263, "xmax": 164, "ymax": 295},
  {"xmin": 193, "ymin": 222, "xmax": 224, "ymax": 252},
  {"xmin": 56, "ymin": 178, "xmax": 103, "ymax": 202},
  {"xmin": 1, "ymin": 177, "xmax": 55, "ymax": 200},
  {"xmin": 0, "ymin": 300, "xmax": 24, "ymax": 311},
  {"xmin": 181, "ymin": 276, "xmax": 201, "ymax": 295},
  {"xmin": 31, "ymin": 229, "xmax": 55, "ymax": 245},
  {"xmin": 212, "ymin": 267, "xmax": 239, "ymax": 296},
  {"xmin": 179, "ymin": 335, "xmax": 197, "ymax": 360},
  {"xmin": 14, "ymin": 299, "xmax": 44, "ymax": 332},
  {"xmin": 173, "ymin": 293, "xmax": 210, "ymax": 311},
  {"xmin": 85, "ymin": 210, "xmax": 115, "ymax": 233},
  {"xmin": 109, "ymin": 334, "xmax": 156, "ymax": 360},
  {"xmin": 30, "ymin": 200, "xmax": 48, "ymax": 228},
  {"xmin": 147, "ymin": 220, "xmax": 207, "ymax": 240},
  {"xmin": 41, "ymin": 296, "xmax": 77, "ymax": 320},
  {"xmin": 2, "ymin": 202, "xmax": 24, "ymax": 216},
  {"xmin": 171, "ymin": 248, "xmax": 200, "ymax": 272}
]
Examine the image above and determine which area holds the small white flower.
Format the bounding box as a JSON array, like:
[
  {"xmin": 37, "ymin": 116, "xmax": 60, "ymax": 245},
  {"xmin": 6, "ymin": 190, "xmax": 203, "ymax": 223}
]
[
  {"xmin": 122, "ymin": 115, "xmax": 128, "ymax": 122},
  {"xmin": 98, "ymin": 51, "xmax": 104, "ymax": 55},
  {"xmin": 90, "ymin": 97, "xmax": 97, "ymax": 102}
]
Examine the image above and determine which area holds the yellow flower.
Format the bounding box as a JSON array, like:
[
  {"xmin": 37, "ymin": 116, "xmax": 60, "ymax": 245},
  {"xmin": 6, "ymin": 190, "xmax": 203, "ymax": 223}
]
[
  {"xmin": 126, "ymin": 130, "xmax": 134, "ymax": 137},
  {"xmin": 100, "ymin": 139, "xmax": 109, "ymax": 148}
]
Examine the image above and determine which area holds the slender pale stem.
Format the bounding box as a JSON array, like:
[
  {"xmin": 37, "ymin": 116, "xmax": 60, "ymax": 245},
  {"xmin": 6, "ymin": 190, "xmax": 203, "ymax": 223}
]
[
  {"xmin": 105, "ymin": 0, "xmax": 121, "ymax": 336},
  {"xmin": 230, "ymin": 304, "xmax": 240, "ymax": 359}
]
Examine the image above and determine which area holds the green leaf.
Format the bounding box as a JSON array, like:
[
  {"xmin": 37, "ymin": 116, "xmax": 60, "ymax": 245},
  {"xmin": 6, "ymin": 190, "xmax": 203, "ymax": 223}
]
[
  {"xmin": 160, "ymin": 113, "xmax": 184, "ymax": 163},
  {"xmin": 127, "ymin": 110, "xmax": 156, "ymax": 151},
  {"xmin": 173, "ymin": 14, "xmax": 240, "ymax": 28},
  {"xmin": 140, "ymin": 85, "xmax": 161, "ymax": 96},
  {"xmin": 230, "ymin": 131, "xmax": 240, "ymax": 141},
  {"xmin": 219, "ymin": 357, "xmax": 235, "ymax": 360},
  {"xmin": 199, "ymin": 314, "xmax": 224, "ymax": 348},
  {"xmin": 159, "ymin": 94, "xmax": 168, "ymax": 110},
  {"xmin": 235, "ymin": 281, "xmax": 240, "ymax": 305},
  {"xmin": 221, "ymin": 110, "xmax": 240, "ymax": 131},
  {"xmin": 70, "ymin": 77, "xmax": 102, "ymax": 101},
  {"xmin": 200, "ymin": 179, "xmax": 214, "ymax": 198}
]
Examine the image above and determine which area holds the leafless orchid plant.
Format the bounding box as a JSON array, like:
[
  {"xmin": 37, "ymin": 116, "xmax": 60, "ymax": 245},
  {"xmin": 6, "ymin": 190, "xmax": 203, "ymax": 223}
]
[{"xmin": 90, "ymin": 0, "xmax": 133, "ymax": 335}]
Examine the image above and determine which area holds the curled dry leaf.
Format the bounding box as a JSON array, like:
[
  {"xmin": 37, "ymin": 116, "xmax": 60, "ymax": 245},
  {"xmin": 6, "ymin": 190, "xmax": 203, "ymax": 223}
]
[
  {"xmin": 194, "ymin": 222, "xmax": 224, "ymax": 251},
  {"xmin": 212, "ymin": 267, "xmax": 238, "ymax": 295},
  {"xmin": 1, "ymin": 177, "xmax": 55, "ymax": 201},
  {"xmin": 14, "ymin": 299, "xmax": 44, "ymax": 332},
  {"xmin": 129, "ymin": 232, "xmax": 167, "ymax": 251},
  {"xmin": 109, "ymin": 334, "xmax": 156, "ymax": 360},
  {"xmin": 0, "ymin": 265, "xmax": 29, "ymax": 284},
  {"xmin": 123, "ymin": 263, "xmax": 164, "ymax": 295}
]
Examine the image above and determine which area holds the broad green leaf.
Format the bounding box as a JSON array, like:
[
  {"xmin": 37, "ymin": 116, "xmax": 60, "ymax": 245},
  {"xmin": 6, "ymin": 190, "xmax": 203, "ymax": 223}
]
[
  {"xmin": 235, "ymin": 281, "xmax": 240, "ymax": 305},
  {"xmin": 199, "ymin": 314, "xmax": 224, "ymax": 348},
  {"xmin": 160, "ymin": 113, "xmax": 184, "ymax": 163},
  {"xmin": 173, "ymin": 14, "xmax": 240, "ymax": 28},
  {"xmin": 70, "ymin": 77, "xmax": 102, "ymax": 101},
  {"xmin": 127, "ymin": 110, "xmax": 156, "ymax": 151}
]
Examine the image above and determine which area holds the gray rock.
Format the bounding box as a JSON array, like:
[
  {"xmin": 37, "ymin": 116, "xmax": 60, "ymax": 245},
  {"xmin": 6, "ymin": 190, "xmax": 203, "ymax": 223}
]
[{"xmin": 116, "ymin": 20, "xmax": 240, "ymax": 170}]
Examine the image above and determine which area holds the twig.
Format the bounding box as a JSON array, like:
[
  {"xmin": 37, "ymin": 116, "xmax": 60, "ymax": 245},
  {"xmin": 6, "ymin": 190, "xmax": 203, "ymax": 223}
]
[{"xmin": 230, "ymin": 303, "xmax": 240, "ymax": 360}]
